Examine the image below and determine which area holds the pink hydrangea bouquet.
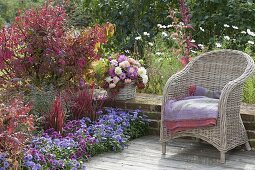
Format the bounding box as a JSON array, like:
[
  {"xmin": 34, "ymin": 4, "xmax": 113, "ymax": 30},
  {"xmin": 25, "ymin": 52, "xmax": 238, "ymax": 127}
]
[{"xmin": 103, "ymin": 54, "xmax": 148, "ymax": 92}]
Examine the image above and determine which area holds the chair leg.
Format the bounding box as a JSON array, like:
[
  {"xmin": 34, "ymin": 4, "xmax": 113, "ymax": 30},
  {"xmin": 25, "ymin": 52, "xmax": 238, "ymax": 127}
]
[
  {"xmin": 220, "ymin": 151, "xmax": 226, "ymax": 164},
  {"xmin": 162, "ymin": 142, "xmax": 166, "ymax": 155},
  {"xmin": 245, "ymin": 142, "xmax": 251, "ymax": 151}
]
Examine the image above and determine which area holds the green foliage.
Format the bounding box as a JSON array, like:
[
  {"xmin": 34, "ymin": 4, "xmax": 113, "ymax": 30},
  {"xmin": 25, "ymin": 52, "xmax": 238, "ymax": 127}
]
[
  {"xmin": 188, "ymin": 0, "xmax": 255, "ymax": 49},
  {"xmin": 66, "ymin": 0, "xmax": 173, "ymax": 55},
  {"xmin": 28, "ymin": 86, "xmax": 56, "ymax": 116},
  {"xmin": 141, "ymin": 33, "xmax": 182, "ymax": 94},
  {"xmin": 243, "ymin": 76, "xmax": 255, "ymax": 104},
  {"xmin": 26, "ymin": 86, "xmax": 56, "ymax": 129},
  {"xmin": 126, "ymin": 115, "xmax": 149, "ymax": 139},
  {"xmin": 0, "ymin": 0, "xmax": 44, "ymax": 27}
]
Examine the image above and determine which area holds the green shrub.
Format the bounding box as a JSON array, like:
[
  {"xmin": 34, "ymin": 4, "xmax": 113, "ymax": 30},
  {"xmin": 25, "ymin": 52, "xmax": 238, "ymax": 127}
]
[
  {"xmin": 65, "ymin": 0, "xmax": 173, "ymax": 56},
  {"xmin": 0, "ymin": 0, "xmax": 44, "ymax": 25},
  {"xmin": 26, "ymin": 85, "xmax": 56, "ymax": 129},
  {"xmin": 140, "ymin": 33, "xmax": 183, "ymax": 94},
  {"xmin": 243, "ymin": 76, "xmax": 255, "ymax": 104},
  {"xmin": 188, "ymin": 0, "xmax": 255, "ymax": 51}
]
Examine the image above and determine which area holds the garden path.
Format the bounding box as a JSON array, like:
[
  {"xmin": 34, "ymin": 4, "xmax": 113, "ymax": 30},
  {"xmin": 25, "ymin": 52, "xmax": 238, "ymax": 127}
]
[{"xmin": 86, "ymin": 136, "xmax": 255, "ymax": 170}]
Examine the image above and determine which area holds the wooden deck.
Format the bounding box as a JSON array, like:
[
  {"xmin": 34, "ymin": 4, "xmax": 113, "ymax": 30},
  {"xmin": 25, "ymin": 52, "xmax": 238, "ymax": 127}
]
[{"xmin": 86, "ymin": 136, "xmax": 255, "ymax": 170}]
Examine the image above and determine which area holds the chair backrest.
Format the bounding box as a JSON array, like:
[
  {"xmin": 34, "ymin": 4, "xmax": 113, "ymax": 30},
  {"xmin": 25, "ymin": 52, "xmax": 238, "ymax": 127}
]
[{"xmin": 187, "ymin": 50, "xmax": 253, "ymax": 91}]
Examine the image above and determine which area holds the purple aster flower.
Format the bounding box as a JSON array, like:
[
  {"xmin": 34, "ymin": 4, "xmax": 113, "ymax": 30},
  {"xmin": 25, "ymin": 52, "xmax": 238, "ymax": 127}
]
[
  {"xmin": 3, "ymin": 161, "xmax": 10, "ymax": 168},
  {"xmin": 70, "ymin": 153, "xmax": 77, "ymax": 159},
  {"xmin": 73, "ymin": 160, "xmax": 80, "ymax": 168},
  {"xmin": 117, "ymin": 55, "xmax": 127, "ymax": 62},
  {"xmin": 81, "ymin": 163, "xmax": 86, "ymax": 170},
  {"xmin": 127, "ymin": 67, "xmax": 138, "ymax": 79},
  {"xmin": 108, "ymin": 67, "xmax": 116, "ymax": 77},
  {"xmin": 24, "ymin": 154, "xmax": 33, "ymax": 161},
  {"xmin": 0, "ymin": 153, "xmax": 7, "ymax": 160},
  {"xmin": 32, "ymin": 164, "xmax": 41, "ymax": 170},
  {"xmin": 49, "ymin": 159, "xmax": 58, "ymax": 166},
  {"xmin": 25, "ymin": 161, "xmax": 36, "ymax": 167},
  {"xmin": 39, "ymin": 155, "xmax": 46, "ymax": 163},
  {"xmin": 119, "ymin": 73, "xmax": 126, "ymax": 80},
  {"xmin": 58, "ymin": 160, "xmax": 64, "ymax": 168}
]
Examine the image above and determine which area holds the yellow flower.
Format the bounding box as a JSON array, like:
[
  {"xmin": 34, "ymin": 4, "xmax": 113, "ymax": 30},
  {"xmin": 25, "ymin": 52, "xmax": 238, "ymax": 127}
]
[
  {"xmin": 106, "ymin": 23, "xmax": 115, "ymax": 37},
  {"xmin": 94, "ymin": 42, "xmax": 101, "ymax": 54}
]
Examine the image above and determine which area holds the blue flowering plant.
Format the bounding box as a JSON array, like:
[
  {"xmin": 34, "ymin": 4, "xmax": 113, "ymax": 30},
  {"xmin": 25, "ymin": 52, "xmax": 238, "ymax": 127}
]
[
  {"xmin": 21, "ymin": 108, "xmax": 148, "ymax": 169},
  {"xmin": 0, "ymin": 153, "xmax": 10, "ymax": 170},
  {"xmin": 22, "ymin": 119, "xmax": 93, "ymax": 170},
  {"xmin": 87, "ymin": 108, "xmax": 149, "ymax": 155}
]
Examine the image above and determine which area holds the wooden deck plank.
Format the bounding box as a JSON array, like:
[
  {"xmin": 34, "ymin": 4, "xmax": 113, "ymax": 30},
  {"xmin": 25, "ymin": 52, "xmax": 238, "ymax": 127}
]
[
  {"xmin": 87, "ymin": 148, "xmax": 254, "ymax": 170},
  {"xmin": 86, "ymin": 136, "xmax": 255, "ymax": 170},
  {"xmin": 127, "ymin": 141, "xmax": 255, "ymax": 162}
]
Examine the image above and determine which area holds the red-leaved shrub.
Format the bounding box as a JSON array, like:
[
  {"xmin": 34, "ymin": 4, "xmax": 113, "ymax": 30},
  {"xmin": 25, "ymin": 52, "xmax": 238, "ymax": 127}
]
[
  {"xmin": 64, "ymin": 83, "xmax": 105, "ymax": 121},
  {"xmin": 169, "ymin": 0, "xmax": 197, "ymax": 66},
  {"xmin": 0, "ymin": 1, "xmax": 114, "ymax": 89},
  {"xmin": 44, "ymin": 95, "xmax": 65, "ymax": 133},
  {"xmin": 0, "ymin": 96, "xmax": 34, "ymax": 164}
]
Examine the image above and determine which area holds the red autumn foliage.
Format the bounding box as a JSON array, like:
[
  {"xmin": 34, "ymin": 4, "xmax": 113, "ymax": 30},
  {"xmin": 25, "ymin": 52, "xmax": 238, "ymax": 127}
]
[
  {"xmin": 169, "ymin": 0, "xmax": 197, "ymax": 66},
  {"xmin": 44, "ymin": 95, "xmax": 65, "ymax": 133},
  {"xmin": 64, "ymin": 83, "xmax": 105, "ymax": 121},
  {"xmin": 0, "ymin": 97, "xmax": 34, "ymax": 157},
  {"xmin": 0, "ymin": 1, "xmax": 114, "ymax": 88}
]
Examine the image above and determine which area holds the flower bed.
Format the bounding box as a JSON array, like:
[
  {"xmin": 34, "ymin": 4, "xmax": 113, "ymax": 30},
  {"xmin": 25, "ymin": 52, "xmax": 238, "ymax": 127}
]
[
  {"xmin": 0, "ymin": 2, "xmax": 150, "ymax": 170},
  {"xmin": 0, "ymin": 108, "xmax": 148, "ymax": 170}
]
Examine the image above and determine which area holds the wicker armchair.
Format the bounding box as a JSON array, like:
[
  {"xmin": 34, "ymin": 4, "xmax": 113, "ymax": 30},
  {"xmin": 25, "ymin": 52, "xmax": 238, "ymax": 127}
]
[{"xmin": 160, "ymin": 50, "xmax": 255, "ymax": 163}]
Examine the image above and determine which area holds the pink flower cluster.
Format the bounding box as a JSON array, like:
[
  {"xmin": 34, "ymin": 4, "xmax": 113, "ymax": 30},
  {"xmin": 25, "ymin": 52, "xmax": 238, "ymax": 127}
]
[{"xmin": 104, "ymin": 55, "xmax": 148, "ymax": 90}]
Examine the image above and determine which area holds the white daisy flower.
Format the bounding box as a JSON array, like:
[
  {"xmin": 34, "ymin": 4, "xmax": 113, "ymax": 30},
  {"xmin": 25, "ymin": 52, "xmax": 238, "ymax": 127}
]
[
  {"xmin": 143, "ymin": 32, "xmax": 150, "ymax": 36},
  {"xmin": 232, "ymin": 26, "xmax": 238, "ymax": 29},
  {"xmin": 148, "ymin": 42, "xmax": 154, "ymax": 46},
  {"xmin": 135, "ymin": 36, "xmax": 142, "ymax": 40},
  {"xmin": 248, "ymin": 40, "xmax": 254, "ymax": 45},
  {"xmin": 167, "ymin": 25, "xmax": 173, "ymax": 28},
  {"xmin": 156, "ymin": 52, "xmax": 163, "ymax": 55},
  {"xmin": 224, "ymin": 36, "xmax": 230, "ymax": 40},
  {"xmin": 179, "ymin": 22, "xmax": 184, "ymax": 26},
  {"xmin": 138, "ymin": 67, "xmax": 147, "ymax": 76},
  {"xmin": 162, "ymin": 32, "xmax": 168, "ymax": 37},
  {"xmin": 241, "ymin": 31, "xmax": 246, "ymax": 34},
  {"xmin": 198, "ymin": 44, "xmax": 204, "ymax": 49},
  {"xmin": 224, "ymin": 24, "xmax": 230, "ymax": 28},
  {"xmin": 141, "ymin": 74, "xmax": 148, "ymax": 84},
  {"xmin": 247, "ymin": 29, "xmax": 255, "ymax": 37},
  {"xmin": 199, "ymin": 27, "xmax": 205, "ymax": 32},
  {"xmin": 105, "ymin": 76, "xmax": 113, "ymax": 83},
  {"xmin": 216, "ymin": 42, "xmax": 222, "ymax": 48},
  {"xmin": 114, "ymin": 67, "xmax": 123, "ymax": 75},
  {"xmin": 157, "ymin": 24, "xmax": 163, "ymax": 28}
]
